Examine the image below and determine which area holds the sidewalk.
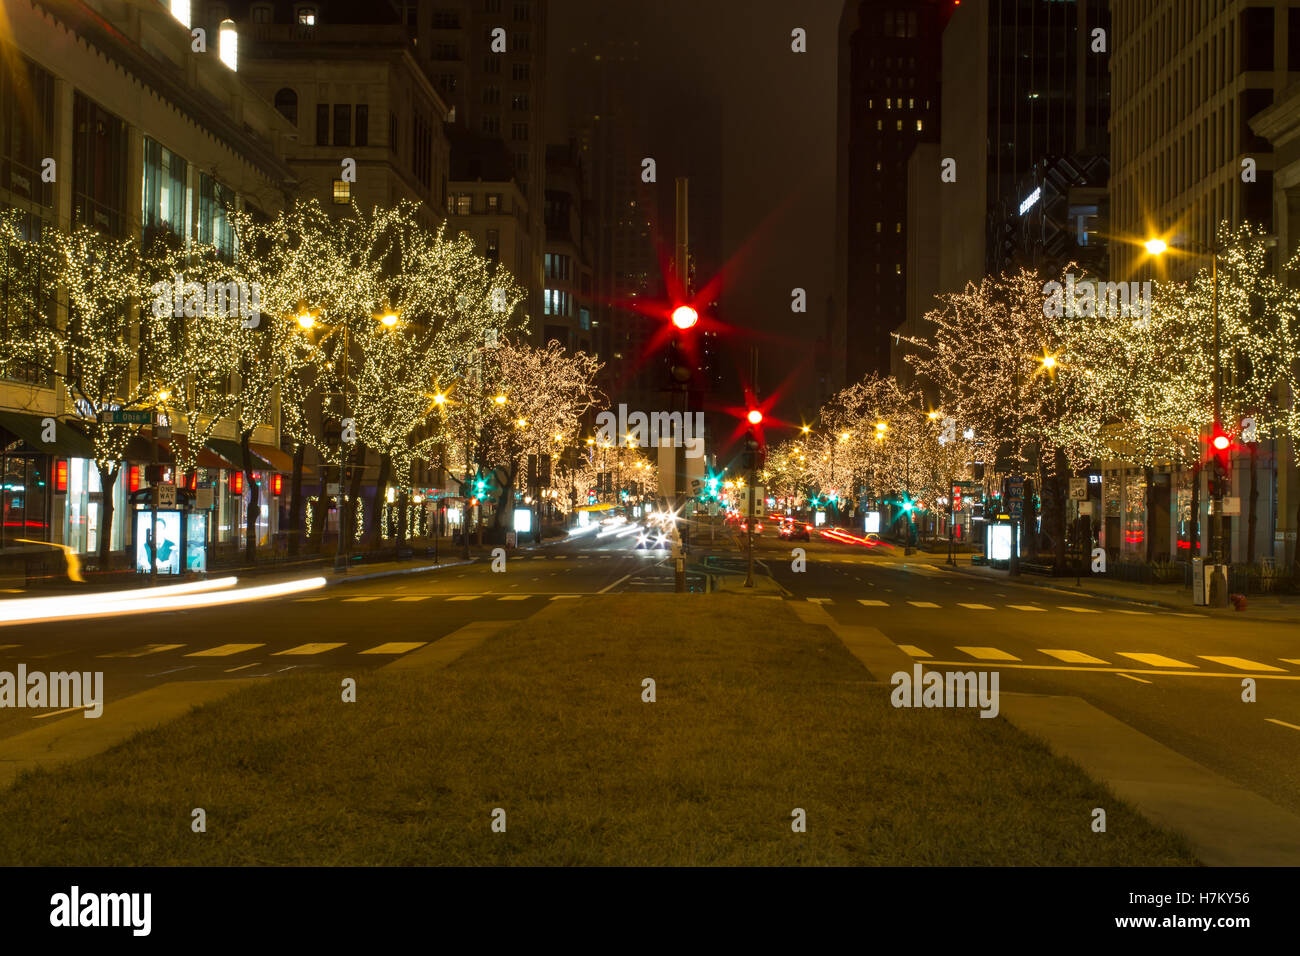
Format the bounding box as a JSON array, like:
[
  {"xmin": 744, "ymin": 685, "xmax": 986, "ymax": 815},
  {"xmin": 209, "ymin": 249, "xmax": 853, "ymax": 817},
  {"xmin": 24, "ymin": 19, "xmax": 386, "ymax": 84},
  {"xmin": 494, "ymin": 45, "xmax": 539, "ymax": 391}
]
[{"xmin": 953, "ymin": 562, "xmax": 1300, "ymax": 623}]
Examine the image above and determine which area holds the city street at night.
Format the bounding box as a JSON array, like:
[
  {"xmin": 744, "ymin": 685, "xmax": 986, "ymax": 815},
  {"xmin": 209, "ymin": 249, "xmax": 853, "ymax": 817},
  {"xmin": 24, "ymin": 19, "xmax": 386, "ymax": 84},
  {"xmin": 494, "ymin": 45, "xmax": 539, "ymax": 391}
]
[{"xmin": 0, "ymin": 0, "xmax": 1295, "ymax": 942}]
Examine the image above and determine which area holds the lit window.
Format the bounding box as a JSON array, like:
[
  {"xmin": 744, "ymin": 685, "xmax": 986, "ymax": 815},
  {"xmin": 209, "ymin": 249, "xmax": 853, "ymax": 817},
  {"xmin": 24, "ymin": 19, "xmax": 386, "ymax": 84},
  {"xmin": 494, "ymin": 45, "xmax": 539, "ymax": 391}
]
[
  {"xmin": 332, "ymin": 180, "xmax": 350, "ymax": 203},
  {"xmin": 875, "ymin": 222, "xmax": 882, "ymax": 233},
  {"xmin": 916, "ymin": 120, "xmax": 923, "ymax": 131},
  {"xmin": 218, "ymin": 20, "xmax": 238, "ymax": 71},
  {"xmin": 896, "ymin": 120, "xmax": 903, "ymax": 131},
  {"xmin": 297, "ymin": 6, "xmax": 317, "ymax": 25}
]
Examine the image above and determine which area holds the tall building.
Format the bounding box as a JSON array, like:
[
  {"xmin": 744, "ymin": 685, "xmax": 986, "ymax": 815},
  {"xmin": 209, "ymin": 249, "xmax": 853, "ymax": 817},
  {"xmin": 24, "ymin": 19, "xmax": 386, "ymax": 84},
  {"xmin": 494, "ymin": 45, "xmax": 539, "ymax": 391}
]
[
  {"xmin": 411, "ymin": 0, "xmax": 548, "ymax": 333},
  {"xmin": 0, "ymin": 0, "xmax": 296, "ymax": 566},
  {"xmin": 234, "ymin": 0, "xmax": 453, "ymax": 226},
  {"xmin": 542, "ymin": 140, "xmax": 596, "ymax": 354},
  {"xmin": 561, "ymin": 39, "xmax": 662, "ymax": 412},
  {"xmin": 1107, "ymin": 1, "xmax": 1300, "ymax": 565},
  {"xmin": 1110, "ymin": 0, "xmax": 1292, "ymax": 279},
  {"xmin": 938, "ymin": 0, "xmax": 1110, "ymax": 295},
  {"xmin": 834, "ymin": 0, "xmax": 949, "ymax": 389}
]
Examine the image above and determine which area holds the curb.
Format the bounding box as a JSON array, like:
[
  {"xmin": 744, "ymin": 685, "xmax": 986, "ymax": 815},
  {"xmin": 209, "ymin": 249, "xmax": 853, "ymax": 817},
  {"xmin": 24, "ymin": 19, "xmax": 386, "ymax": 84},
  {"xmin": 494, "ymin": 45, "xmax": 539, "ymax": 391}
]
[{"xmin": 326, "ymin": 557, "xmax": 478, "ymax": 585}]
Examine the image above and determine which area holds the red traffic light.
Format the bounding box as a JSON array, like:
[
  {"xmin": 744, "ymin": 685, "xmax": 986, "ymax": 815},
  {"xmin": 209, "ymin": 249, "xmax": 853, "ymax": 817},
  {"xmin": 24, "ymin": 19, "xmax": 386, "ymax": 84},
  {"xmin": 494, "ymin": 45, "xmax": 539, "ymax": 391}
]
[
  {"xmin": 671, "ymin": 305, "xmax": 699, "ymax": 330},
  {"xmin": 1212, "ymin": 434, "xmax": 1230, "ymax": 451},
  {"xmin": 747, "ymin": 409, "xmax": 763, "ymax": 425}
]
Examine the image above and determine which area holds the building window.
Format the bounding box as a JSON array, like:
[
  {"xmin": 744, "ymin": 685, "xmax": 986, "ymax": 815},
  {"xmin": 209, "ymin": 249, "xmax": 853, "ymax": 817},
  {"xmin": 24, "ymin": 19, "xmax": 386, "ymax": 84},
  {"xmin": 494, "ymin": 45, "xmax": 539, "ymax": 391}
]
[
  {"xmin": 196, "ymin": 173, "xmax": 235, "ymax": 260},
  {"xmin": 875, "ymin": 222, "xmax": 881, "ymax": 233},
  {"xmin": 483, "ymin": 87, "xmax": 501, "ymax": 106},
  {"xmin": 451, "ymin": 193, "xmax": 472, "ymax": 215},
  {"xmin": 431, "ymin": 8, "xmax": 460, "ymax": 29},
  {"xmin": 511, "ymin": 32, "xmax": 530, "ymax": 52},
  {"xmin": 481, "ymin": 115, "xmax": 500, "ymax": 135},
  {"xmin": 511, "ymin": 93, "xmax": 529, "ymax": 111},
  {"xmin": 511, "ymin": 63, "xmax": 530, "ymax": 82},
  {"xmin": 916, "ymin": 119, "xmax": 923, "ymax": 132},
  {"xmin": 439, "ymin": 74, "xmax": 458, "ymax": 94},
  {"xmin": 274, "ymin": 88, "xmax": 298, "ymax": 125},
  {"xmin": 433, "ymin": 42, "xmax": 459, "ymax": 61},
  {"xmin": 389, "ymin": 111, "xmax": 398, "ymax": 155},
  {"xmin": 876, "ymin": 119, "xmax": 882, "ymax": 131},
  {"xmin": 316, "ymin": 103, "xmax": 329, "ymax": 145},
  {"xmin": 412, "ymin": 110, "xmax": 432, "ymax": 188},
  {"xmin": 295, "ymin": 4, "xmax": 317, "ymax": 26},
  {"xmin": 485, "ymin": 0, "xmax": 501, "ymax": 11},
  {"xmin": 2, "ymin": 57, "xmax": 56, "ymax": 208},
  {"xmin": 333, "ymin": 104, "xmax": 351, "ymax": 146},
  {"xmin": 483, "ymin": 56, "xmax": 501, "ymax": 74},
  {"xmin": 486, "ymin": 228, "xmax": 499, "ymax": 261},
  {"xmin": 355, "ymin": 104, "xmax": 369, "ymax": 146},
  {"xmin": 72, "ymin": 93, "xmax": 128, "ymax": 235},
  {"xmin": 251, "ymin": 3, "xmax": 272, "ymax": 23},
  {"xmin": 514, "ymin": 2, "xmax": 530, "ymax": 21},
  {"xmin": 332, "ymin": 180, "xmax": 350, "ymax": 204},
  {"xmin": 142, "ymin": 137, "xmax": 189, "ymax": 241},
  {"xmin": 511, "ymin": 122, "xmax": 528, "ymax": 141}
]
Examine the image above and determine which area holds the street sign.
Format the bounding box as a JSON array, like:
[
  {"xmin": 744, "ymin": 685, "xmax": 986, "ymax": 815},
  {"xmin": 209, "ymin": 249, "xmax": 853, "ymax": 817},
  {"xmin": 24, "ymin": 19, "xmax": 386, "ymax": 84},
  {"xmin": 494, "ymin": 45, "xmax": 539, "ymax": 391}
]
[
  {"xmin": 326, "ymin": 482, "xmax": 341, "ymax": 495},
  {"xmin": 1069, "ymin": 478, "xmax": 1087, "ymax": 499},
  {"xmin": 101, "ymin": 409, "xmax": 151, "ymax": 425},
  {"xmin": 154, "ymin": 482, "xmax": 176, "ymax": 508},
  {"xmin": 1222, "ymin": 496, "xmax": 1241, "ymax": 516}
]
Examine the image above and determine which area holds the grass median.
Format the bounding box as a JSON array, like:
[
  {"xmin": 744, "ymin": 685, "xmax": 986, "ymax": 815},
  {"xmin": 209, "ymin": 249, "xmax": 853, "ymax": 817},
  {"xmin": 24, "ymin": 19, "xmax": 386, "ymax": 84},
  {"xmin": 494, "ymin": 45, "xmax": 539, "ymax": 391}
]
[{"xmin": 0, "ymin": 594, "xmax": 1196, "ymax": 865}]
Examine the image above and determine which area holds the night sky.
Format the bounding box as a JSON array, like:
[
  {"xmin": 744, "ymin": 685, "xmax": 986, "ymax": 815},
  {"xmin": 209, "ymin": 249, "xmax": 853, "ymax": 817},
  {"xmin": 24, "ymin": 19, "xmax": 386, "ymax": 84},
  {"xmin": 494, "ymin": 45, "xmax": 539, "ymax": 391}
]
[{"xmin": 549, "ymin": 0, "xmax": 842, "ymax": 434}]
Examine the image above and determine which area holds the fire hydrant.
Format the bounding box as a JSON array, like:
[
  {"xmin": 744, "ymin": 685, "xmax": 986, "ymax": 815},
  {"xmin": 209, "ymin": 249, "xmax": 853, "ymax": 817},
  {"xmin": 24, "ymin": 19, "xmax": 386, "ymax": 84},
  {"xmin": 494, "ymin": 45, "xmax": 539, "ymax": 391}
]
[{"xmin": 1229, "ymin": 593, "xmax": 1247, "ymax": 612}]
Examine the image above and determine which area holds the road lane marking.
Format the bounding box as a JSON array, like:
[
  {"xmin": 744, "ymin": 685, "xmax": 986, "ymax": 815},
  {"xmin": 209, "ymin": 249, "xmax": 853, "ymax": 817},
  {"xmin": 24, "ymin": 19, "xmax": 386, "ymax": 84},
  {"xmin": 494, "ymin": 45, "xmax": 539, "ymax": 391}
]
[
  {"xmin": 898, "ymin": 645, "xmax": 932, "ymax": 658},
  {"xmin": 1114, "ymin": 609, "xmax": 1153, "ymax": 615},
  {"xmin": 1168, "ymin": 613, "xmax": 1203, "ymax": 618},
  {"xmin": 1118, "ymin": 673, "xmax": 1152, "ymax": 684},
  {"xmin": 1058, "ymin": 606, "xmax": 1100, "ymax": 613},
  {"xmin": 360, "ymin": 642, "xmax": 428, "ymax": 655},
  {"xmin": 1040, "ymin": 649, "xmax": 1109, "ymax": 665},
  {"xmin": 224, "ymin": 663, "xmax": 259, "ymax": 672},
  {"xmin": 907, "ymin": 601, "xmax": 940, "ymax": 608},
  {"xmin": 99, "ymin": 643, "xmax": 185, "ymax": 658},
  {"xmin": 497, "ymin": 595, "xmax": 530, "ymax": 601},
  {"xmin": 343, "ymin": 596, "xmax": 382, "ymax": 603},
  {"xmin": 1008, "ymin": 604, "xmax": 1045, "ymax": 611},
  {"xmin": 272, "ymin": 643, "xmax": 346, "ymax": 656},
  {"xmin": 446, "ymin": 595, "xmax": 480, "ymax": 601},
  {"xmin": 0, "ymin": 644, "xmax": 20, "ymax": 652},
  {"xmin": 918, "ymin": 660, "xmax": 1300, "ymax": 680},
  {"xmin": 295, "ymin": 597, "xmax": 330, "ymax": 602},
  {"xmin": 957, "ymin": 603, "xmax": 994, "ymax": 610},
  {"xmin": 1281, "ymin": 659, "xmax": 1300, "ymax": 667},
  {"xmin": 806, "ymin": 598, "xmax": 832, "ymax": 604},
  {"xmin": 550, "ymin": 595, "xmax": 582, "ymax": 600},
  {"xmin": 1199, "ymin": 656, "xmax": 1285, "ymax": 672},
  {"xmin": 184, "ymin": 643, "xmax": 265, "ymax": 657},
  {"xmin": 858, "ymin": 599, "xmax": 888, "ymax": 606},
  {"xmin": 33, "ymin": 706, "xmax": 89, "ymax": 719},
  {"xmin": 395, "ymin": 596, "xmax": 432, "ymax": 602},
  {"xmin": 955, "ymin": 646, "xmax": 1020, "ymax": 661},
  {"xmin": 1265, "ymin": 718, "xmax": 1300, "ymax": 731},
  {"xmin": 1118, "ymin": 652, "xmax": 1196, "ymax": 668}
]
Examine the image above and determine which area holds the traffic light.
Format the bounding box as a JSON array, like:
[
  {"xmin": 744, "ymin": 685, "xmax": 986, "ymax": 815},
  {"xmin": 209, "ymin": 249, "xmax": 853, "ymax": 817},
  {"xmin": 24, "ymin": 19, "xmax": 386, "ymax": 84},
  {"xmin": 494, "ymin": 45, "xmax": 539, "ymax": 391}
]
[{"xmin": 671, "ymin": 305, "xmax": 698, "ymax": 330}]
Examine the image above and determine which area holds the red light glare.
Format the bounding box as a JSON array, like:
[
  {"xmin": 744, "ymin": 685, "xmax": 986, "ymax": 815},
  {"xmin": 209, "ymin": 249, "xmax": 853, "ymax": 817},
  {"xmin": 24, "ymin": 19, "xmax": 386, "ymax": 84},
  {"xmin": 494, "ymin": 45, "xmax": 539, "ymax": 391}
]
[
  {"xmin": 231, "ymin": 471, "xmax": 244, "ymax": 495},
  {"xmin": 1212, "ymin": 435, "xmax": 1230, "ymax": 451},
  {"xmin": 55, "ymin": 459, "xmax": 68, "ymax": 493},
  {"xmin": 671, "ymin": 305, "xmax": 699, "ymax": 330},
  {"xmin": 746, "ymin": 409, "xmax": 763, "ymax": 425}
]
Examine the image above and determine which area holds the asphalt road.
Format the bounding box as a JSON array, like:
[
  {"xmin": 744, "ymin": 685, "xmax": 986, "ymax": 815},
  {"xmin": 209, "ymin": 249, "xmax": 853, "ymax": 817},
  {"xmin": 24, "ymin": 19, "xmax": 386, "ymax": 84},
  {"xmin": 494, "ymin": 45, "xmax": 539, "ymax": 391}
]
[
  {"xmin": 0, "ymin": 521, "xmax": 660, "ymax": 740},
  {"xmin": 757, "ymin": 529, "xmax": 1300, "ymax": 817},
  {"xmin": 6, "ymin": 518, "xmax": 1299, "ymax": 821}
]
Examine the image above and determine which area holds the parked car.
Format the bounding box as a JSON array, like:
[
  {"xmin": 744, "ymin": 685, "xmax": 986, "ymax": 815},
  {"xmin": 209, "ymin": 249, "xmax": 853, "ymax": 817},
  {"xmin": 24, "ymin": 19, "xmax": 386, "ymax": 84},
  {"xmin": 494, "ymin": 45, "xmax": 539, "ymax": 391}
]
[{"xmin": 778, "ymin": 520, "xmax": 811, "ymax": 541}]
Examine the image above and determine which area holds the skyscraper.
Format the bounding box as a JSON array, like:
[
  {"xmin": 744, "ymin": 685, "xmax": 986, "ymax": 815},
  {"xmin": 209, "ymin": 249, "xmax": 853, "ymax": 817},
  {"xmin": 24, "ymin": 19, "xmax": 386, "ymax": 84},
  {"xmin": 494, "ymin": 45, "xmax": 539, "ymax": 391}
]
[{"xmin": 835, "ymin": 0, "xmax": 950, "ymax": 390}]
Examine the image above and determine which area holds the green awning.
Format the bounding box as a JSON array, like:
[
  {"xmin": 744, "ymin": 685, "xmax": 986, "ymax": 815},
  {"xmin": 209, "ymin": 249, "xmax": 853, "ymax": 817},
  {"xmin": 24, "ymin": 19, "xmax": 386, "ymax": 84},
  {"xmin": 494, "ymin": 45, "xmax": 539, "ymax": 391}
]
[
  {"xmin": 0, "ymin": 411, "xmax": 97, "ymax": 458},
  {"xmin": 206, "ymin": 438, "xmax": 274, "ymax": 471}
]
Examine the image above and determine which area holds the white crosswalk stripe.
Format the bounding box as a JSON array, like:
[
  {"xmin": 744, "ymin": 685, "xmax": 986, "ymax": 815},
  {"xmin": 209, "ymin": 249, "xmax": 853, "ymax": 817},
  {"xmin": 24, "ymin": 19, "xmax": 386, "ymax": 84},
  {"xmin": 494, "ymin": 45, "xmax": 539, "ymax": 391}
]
[
  {"xmin": 1039, "ymin": 649, "xmax": 1108, "ymax": 664},
  {"xmin": 955, "ymin": 646, "xmax": 1021, "ymax": 661},
  {"xmin": 957, "ymin": 603, "xmax": 994, "ymax": 610},
  {"xmin": 1007, "ymin": 604, "xmax": 1046, "ymax": 612},
  {"xmin": 1117, "ymin": 652, "xmax": 1196, "ymax": 668},
  {"xmin": 273, "ymin": 643, "xmax": 346, "ymax": 656},
  {"xmin": 1198, "ymin": 655, "xmax": 1285, "ymax": 672},
  {"xmin": 907, "ymin": 601, "xmax": 940, "ymax": 608},
  {"xmin": 858, "ymin": 599, "xmax": 888, "ymax": 606}
]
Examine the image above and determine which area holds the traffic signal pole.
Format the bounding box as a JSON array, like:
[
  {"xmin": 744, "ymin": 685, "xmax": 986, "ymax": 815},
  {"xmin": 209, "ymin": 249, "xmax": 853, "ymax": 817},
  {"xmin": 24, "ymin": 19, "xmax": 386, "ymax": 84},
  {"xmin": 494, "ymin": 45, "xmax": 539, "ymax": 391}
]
[{"xmin": 673, "ymin": 177, "xmax": 690, "ymax": 593}]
